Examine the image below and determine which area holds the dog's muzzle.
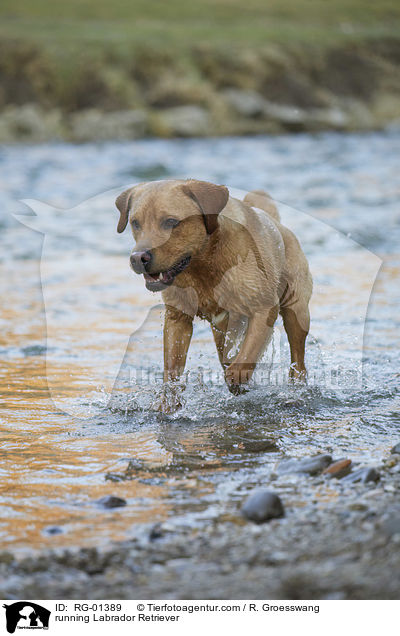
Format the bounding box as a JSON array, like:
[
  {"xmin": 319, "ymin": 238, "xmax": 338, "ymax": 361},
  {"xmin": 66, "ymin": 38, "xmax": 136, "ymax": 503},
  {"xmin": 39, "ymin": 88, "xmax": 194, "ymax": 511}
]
[{"xmin": 142, "ymin": 255, "xmax": 192, "ymax": 292}]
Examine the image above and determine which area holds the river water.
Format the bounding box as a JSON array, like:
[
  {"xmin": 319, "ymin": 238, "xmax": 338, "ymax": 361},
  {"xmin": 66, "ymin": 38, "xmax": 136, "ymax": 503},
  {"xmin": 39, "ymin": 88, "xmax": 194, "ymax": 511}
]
[{"xmin": 0, "ymin": 131, "xmax": 399, "ymax": 553}]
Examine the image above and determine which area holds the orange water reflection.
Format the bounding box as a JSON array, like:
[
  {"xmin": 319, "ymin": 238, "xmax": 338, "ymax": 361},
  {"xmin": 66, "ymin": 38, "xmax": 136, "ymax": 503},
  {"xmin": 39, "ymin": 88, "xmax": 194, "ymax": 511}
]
[{"xmin": 0, "ymin": 251, "xmax": 396, "ymax": 552}]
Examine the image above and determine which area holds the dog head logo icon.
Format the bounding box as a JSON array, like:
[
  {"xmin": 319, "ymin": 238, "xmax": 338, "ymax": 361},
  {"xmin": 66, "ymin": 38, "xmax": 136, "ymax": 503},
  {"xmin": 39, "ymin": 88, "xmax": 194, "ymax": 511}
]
[{"xmin": 3, "ymin": 602, "xmax": 51, "ymax": 633}]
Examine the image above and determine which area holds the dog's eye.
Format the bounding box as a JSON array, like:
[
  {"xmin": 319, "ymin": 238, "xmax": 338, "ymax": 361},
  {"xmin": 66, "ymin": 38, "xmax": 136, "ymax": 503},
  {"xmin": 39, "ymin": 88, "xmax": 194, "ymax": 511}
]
[
  {"xmin": 162, "ymin": 218, "xmax": 180, "ymax": 230},
  {"xmin": 131, "ymin": 219, "xmax": 140, "ymax": 231}
]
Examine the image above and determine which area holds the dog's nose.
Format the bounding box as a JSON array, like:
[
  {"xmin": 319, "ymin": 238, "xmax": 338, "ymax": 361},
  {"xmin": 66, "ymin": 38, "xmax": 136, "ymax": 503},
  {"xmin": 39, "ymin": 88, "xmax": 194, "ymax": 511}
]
[{"xmin": 130, "ymin": 250, "xmax": 152, "ymax": 273}]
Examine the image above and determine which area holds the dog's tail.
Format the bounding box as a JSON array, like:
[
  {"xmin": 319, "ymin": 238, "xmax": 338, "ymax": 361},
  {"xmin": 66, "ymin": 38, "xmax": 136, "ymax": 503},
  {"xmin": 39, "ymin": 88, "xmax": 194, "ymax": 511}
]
[{"xmin": 243, "ymin": 190, "xmax": 280, "ymax": 222}]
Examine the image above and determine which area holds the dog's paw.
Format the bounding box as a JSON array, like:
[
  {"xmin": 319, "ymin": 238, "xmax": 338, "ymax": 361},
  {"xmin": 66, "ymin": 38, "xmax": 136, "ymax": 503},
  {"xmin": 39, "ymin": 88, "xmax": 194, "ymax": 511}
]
[
  {"xmin": 227, "ymin": 382, "xmax": 249, "ymax": 396},
  {"xmin": 153, "ymin": 383, "xmax": 184, "ymax": 414},
  {"xmin": 225, "ymin": 363, "xmax": 254, "ymax": 393},
  {"xmin": 155, "ymin": 396, "xmax": 182, "ymax": 414},
  {"xmin": 288, "ymin": 364, "xmax": 307, "ymax": 383}
]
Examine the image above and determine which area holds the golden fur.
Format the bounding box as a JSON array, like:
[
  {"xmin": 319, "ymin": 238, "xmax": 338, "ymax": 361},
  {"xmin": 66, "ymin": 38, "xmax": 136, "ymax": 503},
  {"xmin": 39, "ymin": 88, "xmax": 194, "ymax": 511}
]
[{"xmin": 116, "ymin": 179, "xmax": 312, "ymax": 412}]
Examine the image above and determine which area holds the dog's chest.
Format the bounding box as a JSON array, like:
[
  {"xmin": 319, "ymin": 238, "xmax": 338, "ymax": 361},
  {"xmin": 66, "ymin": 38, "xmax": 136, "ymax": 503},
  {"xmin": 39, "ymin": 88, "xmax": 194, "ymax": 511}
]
[
  {"xmin": 163, "ymin": 280, "xmax": 223, "ymax": 321},
  {"xmin": 197, "ymin": 301, "xmax": 226, "ymax": 324}
]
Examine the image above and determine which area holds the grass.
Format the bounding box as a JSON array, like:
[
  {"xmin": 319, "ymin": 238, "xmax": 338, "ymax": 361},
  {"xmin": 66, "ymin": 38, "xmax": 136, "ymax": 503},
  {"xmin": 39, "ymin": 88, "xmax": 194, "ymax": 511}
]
[
  {"xmin": 1, "ymin": 0, "xmax": 400, "ymax": 55},
  {"xmin": 0, "ymin": 1, "xmax": 399, "ymax": 117}
]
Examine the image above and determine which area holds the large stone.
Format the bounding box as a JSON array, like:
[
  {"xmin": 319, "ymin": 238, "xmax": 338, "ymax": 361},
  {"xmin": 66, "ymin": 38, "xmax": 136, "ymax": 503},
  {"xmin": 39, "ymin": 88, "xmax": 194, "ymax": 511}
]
[
  {"xmin": 241, "ymin": 490, "xmax": 284, "ymax": 524},
  {"xmin": 0, "ymin": 104, "xmax": 64, "ymax": 142},
  {"xmin": 277, "ymin": 454, "xmax": 332, "ymax": 476},
  {"xmin": 262, "ymin": 101, "xmax": 309, "ymax": 127},
  {"xmin": 97, "ymin": 495, "xmax": 127, "ymax": 509},
  {"xmin": 222, "ymin": 89, "xmax": 267, "ymax": 118},
  {"xmin": 323, "ymin": 458, "xmax": 352, "ymax": 479},
  {"xmin": 70, "ymin": 109, "xmax": 148, "ymax": 141},
  {"xmin": 342, "ymin": 467, "xmax": 380, "ymax": 484},
  {"xmin": 152, "ymin": 105, "xmax": 210, "ymax": 137},
  {"xmin": 221, "ymin": 90, "xmax": 350, "ymax": 131},
  {"xmin": 311, "ymin": 107, "xmax": 349, "ymax": 129},
  {"xmin": 261, "ymin": 101, "xmax": 348, "ymax": 131}
]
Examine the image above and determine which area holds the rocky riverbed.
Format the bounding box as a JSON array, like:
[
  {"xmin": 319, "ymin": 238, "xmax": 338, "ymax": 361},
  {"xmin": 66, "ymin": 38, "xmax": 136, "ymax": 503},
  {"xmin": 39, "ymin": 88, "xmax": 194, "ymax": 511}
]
[{"xmin": 1, "ymin": 445, "xmax": 400, "ymax": 599}]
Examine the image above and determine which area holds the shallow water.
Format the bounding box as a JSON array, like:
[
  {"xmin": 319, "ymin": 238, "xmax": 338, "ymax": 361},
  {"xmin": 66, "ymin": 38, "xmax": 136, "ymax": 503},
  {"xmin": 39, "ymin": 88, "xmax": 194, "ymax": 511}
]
[{"xmin": 0, "ymin": 132, "xmax": 399, "ymax": 552}]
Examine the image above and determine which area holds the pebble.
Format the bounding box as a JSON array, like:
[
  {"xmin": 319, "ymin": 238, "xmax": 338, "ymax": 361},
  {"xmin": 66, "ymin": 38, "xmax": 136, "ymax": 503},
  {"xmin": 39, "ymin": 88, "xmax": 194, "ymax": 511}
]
[
  {"xmin": 105, "ymin": 473, "xmax": 126, "ymax": 482},
  {"xmin": 347, "ymin": 502, "xmax": 369, "ymax": 511},
  {"xmin": 149, "ymin": 524, "xmax": 164, "ymax": 541},
  {"xmin": 43, "ymin": 526, "xmax": 63, "ymax": 535},
  {"xmin": 277, "ymin": 454, "xmax": 332, "ymax": 476},
  {"xmin": 323, "ymin": 458, "xmax": 352, "ymax": 479},
  {"xmin": 390, "ymin": 442, "xmax": 400, "ymax": 454},
  {"xmin": 241, "ymin": 490, "xmax": 285, "ymax": 524},
  {"xmin": 342, "ymin": 467, "xmax": 380, "ymax": 484},
  {"xmin": 97, "ymin": 495, "xmax": 127, "ymax": 509},
  {"xmin": 384, "ymin": 484, "xmax": 396, "ymax": 493}
]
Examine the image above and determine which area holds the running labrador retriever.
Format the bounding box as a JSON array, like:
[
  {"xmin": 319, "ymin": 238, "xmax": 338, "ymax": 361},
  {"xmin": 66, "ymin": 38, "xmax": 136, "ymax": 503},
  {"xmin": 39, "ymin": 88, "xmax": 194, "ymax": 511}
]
[{"xmin": 116, "ymin": 179, "xmax": 312, "ymax": 411}]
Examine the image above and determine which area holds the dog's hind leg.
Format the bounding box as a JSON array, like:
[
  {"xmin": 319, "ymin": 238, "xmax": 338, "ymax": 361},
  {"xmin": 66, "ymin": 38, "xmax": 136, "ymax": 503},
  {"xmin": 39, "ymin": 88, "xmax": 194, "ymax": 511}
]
[{"xmin": 280, "ymin": 302, "xmax": 310, "ymax": 381}]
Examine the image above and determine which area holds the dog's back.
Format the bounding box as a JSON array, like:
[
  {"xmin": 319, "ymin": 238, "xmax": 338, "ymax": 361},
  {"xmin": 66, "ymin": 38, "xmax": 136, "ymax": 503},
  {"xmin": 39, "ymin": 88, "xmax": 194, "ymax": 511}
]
[{"xmin": 243, "ymin": 190, "xmax": 280, "ymax": 223}]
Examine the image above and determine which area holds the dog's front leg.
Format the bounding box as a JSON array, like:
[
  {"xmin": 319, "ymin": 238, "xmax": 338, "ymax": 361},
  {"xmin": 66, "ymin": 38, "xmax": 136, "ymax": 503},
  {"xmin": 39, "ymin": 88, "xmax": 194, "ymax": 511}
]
[
  {"xmin": 225, "ymin": 306, "xmax": 278, "ymax": 393},
  {"xmin": 157, "ymin": 305, "xmax": 193, "ymax": 413}
]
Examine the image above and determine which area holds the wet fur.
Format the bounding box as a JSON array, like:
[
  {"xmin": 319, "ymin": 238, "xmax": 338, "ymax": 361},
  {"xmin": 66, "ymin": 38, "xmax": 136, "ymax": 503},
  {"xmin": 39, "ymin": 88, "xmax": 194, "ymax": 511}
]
[{"xmin": 116, "ymin": 179, "xmax": 312, "ymax": 411}]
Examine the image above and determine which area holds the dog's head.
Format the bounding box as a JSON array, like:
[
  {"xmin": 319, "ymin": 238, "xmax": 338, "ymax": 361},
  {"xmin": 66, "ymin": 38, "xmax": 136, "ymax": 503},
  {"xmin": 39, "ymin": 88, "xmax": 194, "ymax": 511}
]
[{"xmin": 115, "ymin": 179, "xmax": 229, "ymax": 291}]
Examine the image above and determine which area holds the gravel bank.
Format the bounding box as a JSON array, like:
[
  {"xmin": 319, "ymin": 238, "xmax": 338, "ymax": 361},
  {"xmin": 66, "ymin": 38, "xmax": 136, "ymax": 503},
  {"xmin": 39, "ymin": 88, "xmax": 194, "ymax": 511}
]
[{"xmin": 2, "ymin": 449, "xmax": 399, "ymax": 600}]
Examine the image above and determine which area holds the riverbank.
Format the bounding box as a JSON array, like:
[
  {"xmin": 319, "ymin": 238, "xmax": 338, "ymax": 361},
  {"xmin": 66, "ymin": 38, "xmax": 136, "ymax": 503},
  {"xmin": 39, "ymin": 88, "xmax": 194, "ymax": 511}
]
[
  {"xmin": 1, "ymin": 38, "xmax": 400, "ymax": 142},
  {"xmin": 1, "ymin": 0, "xmax": 400, "ymax": 141},
  {"xmin": 1, "ymin": 445, "xmax": 400, "ymax": 599}
]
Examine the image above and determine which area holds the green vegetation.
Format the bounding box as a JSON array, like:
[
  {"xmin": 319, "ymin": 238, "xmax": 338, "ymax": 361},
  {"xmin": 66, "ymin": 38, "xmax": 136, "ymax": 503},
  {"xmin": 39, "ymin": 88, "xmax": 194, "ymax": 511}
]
[
  {"xmin": 1, "ymin": 0, "xmax": 400, "ymax": 51},
  {"xmin": 0, "ymin": 1, "xmax": 399, "ymax": 139},
  {"xmin": 0, "ymin": 0, "xmax": 399, "ymax": 79}
]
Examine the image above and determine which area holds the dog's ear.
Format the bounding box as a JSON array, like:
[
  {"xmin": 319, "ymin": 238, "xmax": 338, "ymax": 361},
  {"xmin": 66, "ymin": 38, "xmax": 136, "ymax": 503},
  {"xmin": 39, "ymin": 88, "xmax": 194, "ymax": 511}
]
[
  {"xmin": 182, "ymin": 180, "xmax": 229, "ymax": 234},
  {"xmin": 115, "ymin": 188, "xmax": 133, "ymax": 233},
  {"xmin": 115, "ymin": 184, "xmax": 147, "ymax": 233},
  {"xmin": 115, "ymin": 188, "xmax": 135, "ymax": 234}
]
